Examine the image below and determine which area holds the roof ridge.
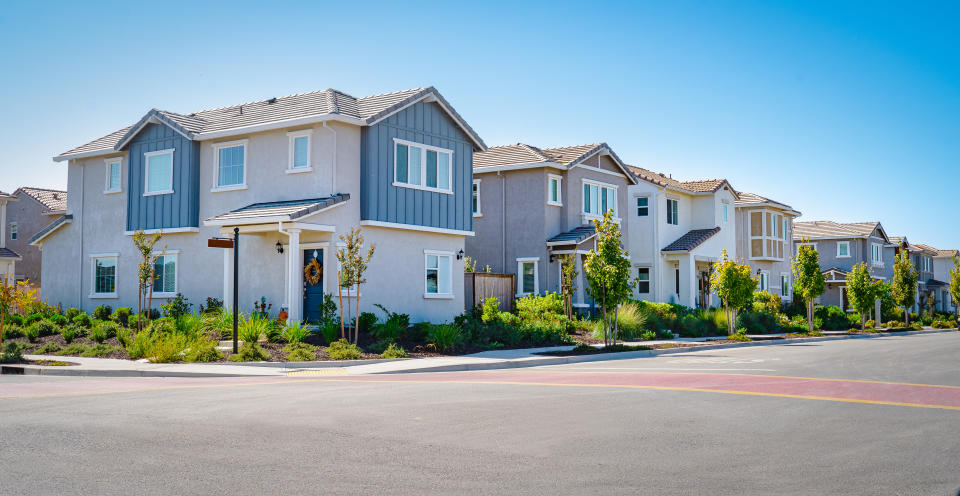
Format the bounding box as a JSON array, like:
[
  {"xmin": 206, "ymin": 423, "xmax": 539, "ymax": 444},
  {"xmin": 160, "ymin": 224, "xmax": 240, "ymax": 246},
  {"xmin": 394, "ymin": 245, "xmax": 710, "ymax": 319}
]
[
  {"xmin": 517, "ymin": 143, "xmax": 551, "ymax": 162},
  {"xmin": 18, "ymin": 186, "xmax": 67, "ymax": 193},
  {"xmin": 356, "ymin": 86, "xmax": 431, "ymax": 101},
  {"xmin": 190, "ymin": 88, "xmax": 334, "ymax": 114}
]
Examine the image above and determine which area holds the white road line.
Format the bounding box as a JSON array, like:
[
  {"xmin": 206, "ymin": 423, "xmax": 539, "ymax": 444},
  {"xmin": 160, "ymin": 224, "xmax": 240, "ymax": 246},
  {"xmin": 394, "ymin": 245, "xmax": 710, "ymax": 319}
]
[{"xmin": 550, "ymin": 367, "xmax": 778, "ymax": 372}]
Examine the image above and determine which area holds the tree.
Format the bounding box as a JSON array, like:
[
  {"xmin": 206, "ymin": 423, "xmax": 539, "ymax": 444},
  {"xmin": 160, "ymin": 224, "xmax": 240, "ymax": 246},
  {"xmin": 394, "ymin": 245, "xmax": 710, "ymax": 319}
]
[
  {"xmin": 132, "ymin": 229, "xmax": 164, "ymax": 330},
  {"xmin": 710, "ymin": 249, "xmax": 758, "ymax": 335},
  {"xmin": 891, "ymin": 250, "xmax": 918, "ymax": 325},
  {"xmin": 792, "ymin": 244, "xmax": 825, "ymax": 333},
  {"xmin": 336, "ymin": 227, "xmax": 375, "ymax": 345},
  {"xmin": 583, "ymin": 211, "xmax": 634, "ymax": 346},
  {"xmin": 949, "ymin": 256, "xmax": 960, "ymax": 323},
  {"xmin": 0, "ymin": 279, "xmax": 38, "ymax": 345},
  {"xmin": 560, "ymin": 254, "xmax": 578, "ymax": 319},
  {"xmin": 845, "ymin": 262, "xmax": 875, "ymax": 331}
]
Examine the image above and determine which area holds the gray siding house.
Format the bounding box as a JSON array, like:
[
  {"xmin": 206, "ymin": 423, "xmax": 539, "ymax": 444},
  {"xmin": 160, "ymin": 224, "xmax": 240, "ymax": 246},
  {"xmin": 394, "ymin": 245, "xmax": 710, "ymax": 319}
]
[
  {"xmin": 4, "ymin": 187, "xmax": 67, "ymax": 287},
  {"xmin": 908, "ymin": 243, "xmax": 956, "ymax": 313},
  {"xmin": 34, "ymin": 86, "xmax": 486, "ymax": 324},
  {"xmin": 0, "ymin": 191, "xmax": 19, "ymax": 285},
  {"xmin": 465, "ymin": 143, "xmax": 637, "ymax": 309}
]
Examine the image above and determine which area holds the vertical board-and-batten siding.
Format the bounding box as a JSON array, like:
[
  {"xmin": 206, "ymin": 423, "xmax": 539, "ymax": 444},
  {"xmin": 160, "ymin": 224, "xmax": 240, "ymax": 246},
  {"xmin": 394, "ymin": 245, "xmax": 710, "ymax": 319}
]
[
  {"xmin": 360, "ymin": 101, "xmax": 474, "ymax": 233},
  {"xmin": 125, "ymin": 123, "xmax": 200, "ymax": 231}
]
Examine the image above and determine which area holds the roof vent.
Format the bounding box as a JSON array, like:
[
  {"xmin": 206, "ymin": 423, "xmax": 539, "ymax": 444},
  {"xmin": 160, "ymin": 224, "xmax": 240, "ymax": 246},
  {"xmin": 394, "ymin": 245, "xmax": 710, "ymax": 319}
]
[
  {"xmin": 267, "ymin": 97, "xmax": 277, "ymax": 104},
  {"xmin": 239, "ymin": 105, "xmax": 243, "ymax": 115}
]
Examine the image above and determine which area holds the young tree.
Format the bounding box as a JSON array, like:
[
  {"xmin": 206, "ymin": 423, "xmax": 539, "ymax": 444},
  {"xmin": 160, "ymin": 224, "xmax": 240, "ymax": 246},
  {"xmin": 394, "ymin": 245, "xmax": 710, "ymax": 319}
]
[
  {"xmin": 0, "ymin": 279, "xmax": 38, "ymax": 345},
  {"xmin": 710, "ymin": 250, "xmax": 758, "ymax": 335},
  {"xmin": 583, "ymin": 211, "xmax": 634, "ymax": 346},
  {"xmin": 560, "ymin": 254, "xmax": 578, "ymax": 319},
  {"xmin": 845, "ymin": 262, "xmax": 875, "ymax": 331},
  {"xmin": 891, "ymin": 250, "xmax": 918, "ymax": 325},
  {"xmin": 792, "ymin": 244, "xmax": 826, "ymax": 333},
  {"xmin": 949, "ymin": 256, "xmax": 960, "ymax": 323},
  {"xmin": 336, "ymin": 227, "xmax": 375, "ymax": 344},
  {"xmin": 132, "ymin": 229, "xmax": 164, "ymax": 330}
]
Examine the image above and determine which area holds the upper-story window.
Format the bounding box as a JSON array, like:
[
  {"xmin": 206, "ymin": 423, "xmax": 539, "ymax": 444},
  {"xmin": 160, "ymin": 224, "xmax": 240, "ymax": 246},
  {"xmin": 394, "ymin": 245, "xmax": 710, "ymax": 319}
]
[
  {"xmin": 797, "ymin": 242, "xmax": 817, "ymax": 253},
  {"xmin": 582, "ymin": 180, "xmax": 616, "ymax": 217},
  {"xmin": 548, "ymin": 174, "xmax": 562, "ymax": 206},
  {"xmin": 394, "ymin": 139, "xmax": 453, "ymax": 194},
  {"xmin": 9, "ymin": 223, "xmax": 17, "ymax": 241},
  {"xmin": 213, "ymin": 140, "xmax": 247, "ymax": 191},
  {"xmin": 472, "ymin": 179, "xmax": 481, "ymax": 216},
  {"xmin": 922, "ymin": 256, "xmax": 931, "ymax": 272},
  {"xmin": 144, "ymin": 149, "xmax": 174, "ymax": 196},
  {"xmin": 636, "ymin": 197, "xmax": 649, "ymax": 217},
  {"xmin": 871, "ymin": 243, "xmax": 883, "ymax": 266},
  {"xmin": 287, "ymin": 130, "xmax": 311, "ymax": 172},
  {"xmin": 749, "ymin": 210, "xmax": 786, "ymax": 260},
  {"xmin": 104, "ymin": 158, "xmax": 122, "ymax": 194},
  {"xmin": 666, "ymin": 199, "xmax": 679, "ymax": 225},
  {"xmin": 722, "ymin": 203, "xmax": 728, "ymax": 222},
  {"xmin": 837, "ymin": 241, "xmax": 850, "ymax": 258}
]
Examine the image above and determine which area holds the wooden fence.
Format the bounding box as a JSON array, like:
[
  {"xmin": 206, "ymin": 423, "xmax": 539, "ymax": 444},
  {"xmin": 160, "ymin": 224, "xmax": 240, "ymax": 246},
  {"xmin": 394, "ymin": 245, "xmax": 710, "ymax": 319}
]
[{"xmin": 464, "ymin": 273, "xmax": 515, "ymax": 312}]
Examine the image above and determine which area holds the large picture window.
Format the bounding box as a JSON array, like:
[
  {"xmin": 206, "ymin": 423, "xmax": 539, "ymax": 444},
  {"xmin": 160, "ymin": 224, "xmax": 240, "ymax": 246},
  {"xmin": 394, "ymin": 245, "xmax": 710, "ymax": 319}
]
[
  {"xmin": 582, "ymin": 180, "xmax": 616, "ymax": 217},
  {"xmin": 394, "ymin": 139, "xmax": 453, "ymax": 193},
  {"xmin": 153, "ymin": 254, "xmax": 177, "ymax": 295},
  {"xmin": 144, "ymin": 149, "xmax": 174, "ymax": 195},
  {"xmin": 424, "ymin": 251, "xmax": 452, "ymax": 298},
  {"xmin": 749, "ymin": 210, "xmax": 786, "ymax": 260}
]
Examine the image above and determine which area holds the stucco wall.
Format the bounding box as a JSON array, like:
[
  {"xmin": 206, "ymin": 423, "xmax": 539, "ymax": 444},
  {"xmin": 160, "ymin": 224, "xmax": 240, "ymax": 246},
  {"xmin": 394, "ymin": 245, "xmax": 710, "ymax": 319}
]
[{"xmin": 6, "ymin": 193, "xmax": 54, "ymax": 284}]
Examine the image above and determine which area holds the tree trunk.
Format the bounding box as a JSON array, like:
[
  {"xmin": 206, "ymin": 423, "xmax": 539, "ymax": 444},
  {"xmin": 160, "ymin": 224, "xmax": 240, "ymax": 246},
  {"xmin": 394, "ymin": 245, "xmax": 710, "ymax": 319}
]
[
  {"xmin": 147, "ymin": 268, "xmax": 155, "ymax": 324},
  {"xmin": 861, "ymin": 313, "xmax": 866, "ymax": 332},
  {"xmin": 1, "ymin": 308, "xmax": 6, "ymax": 346},
  {"xmin": 337, "ymin": 271, "xmax": 344, "ymax": 340},
  {"xmin": 354, "ymin": 281, "xmax": 360, "ymax": 345},
  {"xmin": 904, "ymin": 309, "xmax": 909, "ymax": 326},
  {"xmin": 613, "ymin": 306, "xmax": 619, "ymax": 346},
  {"xmin": 807, "ymin": 300, "xmax": 814, "ymax": 333}
]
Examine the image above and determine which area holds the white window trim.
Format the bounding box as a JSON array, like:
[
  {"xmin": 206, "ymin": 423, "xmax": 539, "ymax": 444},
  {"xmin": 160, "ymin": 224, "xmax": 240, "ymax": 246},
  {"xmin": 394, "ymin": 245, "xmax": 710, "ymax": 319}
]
[
  {"xmin": 423, "ymin": 249, "xmax": 455, "ymax": 299},
  {"xmin": 636, "ymin": 265, "xmax": 652, "ymax": 294},
  {"xmin": 581, "ymin": 179, "xmax": 619, "ymax": 221},
  {"xmin": 666, "ymin": 198, "xmax": 679, "ymax": 226},
  {"xmin": 757, "ymin": 270, "xmax": 770, "ymax": 292},
  {"xmin": 871, "ymin": 243, "xmax": 884, "ymax": 267},
  {"xmin": 151, "ymin": 252, "xmax": 180, "ymax": 298},
  {"xmin": 143, "ymin": 149, "xmax": 175, "ymax": 196},
  {"xmin": 89, "ymin": 253, "xmax": 119, "ymax": 299},
  {"xmin": 516, "ymin": 257, "xmax": 540, "ymax": 297},
  {"xmin": 211, "ymin": 139, "xmax": 249, "ymax": 192},
  {"xmin": 334, "ymin": 242, "xmax": 360, "ymax": 297},
  {"xmin": 547, "ymin": 174, "xmax": 563, "ymax": 206},
  {"xmin": 392, "ymin": 138, "xmax": 454, "ymax": 195},
  {"xmin": 9, "ymin": 222, "xmax": 17, "ymax": 241},
  {"xmin": 472, "ymin": 179, "xmax": 482, "ymax": 217},
  {"xmin": 780, "ymin": 273, "xmax": 791, "ymax": 299},
  {"xmin": 286, "ymin": 130, "xmax": 313, "ymax": 173},
  {"xmin": 836, "ymin": 241, "xmax": 851, "ymax": 258},
  {"xmin": 748, "ymin": 209, "xmax": 787, "ymax": 261},
  {"xmin": 104, "ymin": 157, "xmax": 123, "ymax": 194},
  {"xmin": 797, "ymin": 242, "xmax": 817, "ymax": 252},
  {"xmin": 635, "ymin": 195, "xmax": 650, "ymax": 217}
]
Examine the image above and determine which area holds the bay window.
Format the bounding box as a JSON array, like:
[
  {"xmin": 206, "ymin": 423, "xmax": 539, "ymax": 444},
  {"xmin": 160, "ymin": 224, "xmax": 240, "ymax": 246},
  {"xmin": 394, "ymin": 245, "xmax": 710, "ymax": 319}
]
[{"xmin": 749, "ymin": 210, "xmax": 786, "ymax": 260}]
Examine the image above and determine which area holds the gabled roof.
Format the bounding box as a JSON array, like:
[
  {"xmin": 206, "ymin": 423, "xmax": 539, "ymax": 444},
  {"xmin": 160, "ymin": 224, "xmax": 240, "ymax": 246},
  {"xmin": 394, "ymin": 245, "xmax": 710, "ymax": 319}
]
[
  {"xmin": 56, "ymin": 87, "xmax": 486, "ymax": 161},
  {"xmin": 908, "ymin": 243, "xmax": 939, "ymax": 256},
  {"xmin": 935, "ymin": 248, "xmax": 959, "ymax": 258},
  {"xmin": 204, "ymin": 194, "xmax": 349, "ymax": 226},
  {"xmin": 627, "ymin": 166, "xmax": 737, "ymax": 198},
  {"xmin": 793, "ymin": 221, "xmax": 889, "ymax": 242},
  {"xmin": 474, "ymin": 142, "xmax": 637, "ymax": 184},
  {"xmin": 662, "ymin": 227, "xmax": 722, "ymax": 252},
  {"xmin": 28, "ymin": 214, "xmax": 73, "ymax": 246},
  {"xmin": 546, "ymin": 225, "xmax": 596, "ymax": 246},
  {"xmin": 734, "ymin": 192, "xmax": 800, "ymax": 215},
  {"xmin": 15, "ymin": 187, "xmax": 67, "ymax": 213}
]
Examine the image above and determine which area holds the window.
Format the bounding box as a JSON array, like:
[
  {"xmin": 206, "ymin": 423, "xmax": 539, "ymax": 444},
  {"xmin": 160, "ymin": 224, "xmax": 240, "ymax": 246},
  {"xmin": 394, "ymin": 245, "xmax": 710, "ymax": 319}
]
[
  {"xmin": 287, "ymin": 130, "xmax": 311, "ymax": 171},
  {"xmin": 144, "ymin": 149, "xmax": 174, "ymax": 195},
  {"xmin": 636, "ymin": 197, "xmax": 649, "ymax": 217},
  {"xmin": 424, "ymin": 251, "xmax": 453, "ymax": 298},
  {"xmin": 797, "ymin": 242, "xmax": 817, "ymax": 253},
  {"xmin": 837, "ymin": 241, "xmax": 850, "ymax": 258},
  {"xmin": 472, "ymin": 179, "xmax": 481, "ymax": 216},
  {"xmin": 153, "ymin": 254, "xmax": 177, "ymax": 295},
  {"xmin": 675, "ymin": 268, "xmax": 680, "ymax": 295},
  {"xmin": 666, "ymin": 199, "xmax": 679, "ymax": 225},
  {"xmin": 105, "ymin": 158, "xmax": 122, "ymax": 193},
  {"xmin": 517, "ymin": 258, "xmax": 539, "ymax": 296},
  {"xmin": 548, "ymin": 174, "xmax": 562, "ymax": 206},
  {"xmin": 213, "ymin": 141, "xmax": 247, "ymax": 190},
  {"xmin": 722, "ymin": 203, "xmax": 728, "ymax": 222},
  {"xmin": 781, "ymin": 274, "xmax": 790, "ymax": 297},
  {"xmin": 758, "ymin": 272, "xmax": 769, "ymax": 292},
  {"xmin": 91, "ymin": 255, "xmax": 118, "ymax": 297},
  {"xmin": 871, "ymin": 243, "xmax": 883, "ymax": 265},
  {"xmin": 582, "ymin": 180, "xmax": 617, "ymax": 217},
  {"xmin": 749, "ymin": 210, "xmax": 786, "ymax": 260},
  {"xmin": 637, "ymin": 267, "xmax": 650, "ymax": 293},
  {"xmin": 923, "ymin": 257, "xmax": 931, "ymax": 272},
  {"xmin": 394, "ymin": 139, "xmax": 452, "ymax": 193},
  {"xmin": 9, "ymin": 223, "xmax": 16, "ymax": 241}
]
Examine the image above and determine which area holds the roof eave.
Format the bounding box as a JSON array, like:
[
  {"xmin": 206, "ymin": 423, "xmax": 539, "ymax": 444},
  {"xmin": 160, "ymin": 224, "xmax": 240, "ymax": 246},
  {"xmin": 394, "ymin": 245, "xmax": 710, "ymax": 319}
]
[{"xmin": 364, "ymin": 87, "xmax": 487, "ymax": 151}]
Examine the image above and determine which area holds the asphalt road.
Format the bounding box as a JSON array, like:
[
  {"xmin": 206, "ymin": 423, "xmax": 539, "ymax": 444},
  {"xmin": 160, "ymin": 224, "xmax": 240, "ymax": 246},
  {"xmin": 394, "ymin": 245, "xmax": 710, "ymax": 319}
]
[{"xmin": 1, "ymin": 332, "xmax": 958, "ymax": 495}]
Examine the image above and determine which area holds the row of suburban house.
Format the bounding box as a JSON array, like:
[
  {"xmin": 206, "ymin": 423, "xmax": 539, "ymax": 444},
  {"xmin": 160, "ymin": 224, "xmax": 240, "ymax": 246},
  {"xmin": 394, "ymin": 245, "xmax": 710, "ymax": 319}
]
[{"xmin": 2, "ymin": 85, "xmax": 956, "ymax": 323}]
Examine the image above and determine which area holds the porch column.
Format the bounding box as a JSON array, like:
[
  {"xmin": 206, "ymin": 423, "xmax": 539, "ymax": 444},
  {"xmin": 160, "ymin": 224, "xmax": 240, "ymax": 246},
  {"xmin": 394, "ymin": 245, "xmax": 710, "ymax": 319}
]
[
  {"xmin": 286, "ymin": 229, "xmax": 302, "ymax": 323},
  {"xmin": 223, "ymin": 248, "xmax": 233, "ymax": 312},
  {"xmin": 683, "ymin": 255, "xmax": 697, "ymax": 308}
]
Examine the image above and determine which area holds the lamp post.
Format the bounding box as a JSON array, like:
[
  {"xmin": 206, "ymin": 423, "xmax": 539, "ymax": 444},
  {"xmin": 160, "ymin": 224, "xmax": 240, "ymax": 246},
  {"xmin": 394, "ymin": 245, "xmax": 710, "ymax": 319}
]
[{"xmin": 233, "ymin": 227, "xmax": 239, "ymax": 354}]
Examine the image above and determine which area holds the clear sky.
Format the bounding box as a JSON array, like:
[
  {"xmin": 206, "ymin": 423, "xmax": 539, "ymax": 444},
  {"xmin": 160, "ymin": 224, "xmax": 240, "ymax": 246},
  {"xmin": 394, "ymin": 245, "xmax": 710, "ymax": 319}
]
[{"xmin": 1, "ymin": 1, "xmax": 957, "ymax": 248}]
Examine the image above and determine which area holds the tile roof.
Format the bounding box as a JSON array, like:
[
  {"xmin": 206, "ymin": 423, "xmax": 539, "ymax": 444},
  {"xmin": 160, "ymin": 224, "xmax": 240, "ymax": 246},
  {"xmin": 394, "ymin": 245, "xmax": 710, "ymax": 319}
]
[
  {"xmin": 0, "ymin": 191, "xmax": 15, "ymax": 201},
  {"xmin": 908, "ymin": 243, "xmax": 939, "ymax": 256},
  {"xmin": 662, "ymin": 227, "xmax": 721, "ymax": 252},
  {"xmin": 547, "ymin": 225, "xmax": 596, "ymax": 246},
  {"xmin": 474, "ymin": 143, "xmax": 607, "ymax": 168},
  {"xmin": 59, "ymin": 87, "xmax": 485, "ymax": 158},
  {"xmin": 16, "ymin": 187, "xmax": 67, "ymax": 212},
  {"xmin": 935, "ymin": 249, "xmax": 959, "ymax": 258},
  {"xmin": 627, "ymin": 166, "xmax": 734, "ymax": 195},
  {"xmin": 0, "ymin": 247, "xmax": 20, "ymax": 259},
  {"xmin": 204, "ymin": 194, "xmax": 349, "ymax": 225},
  {"xmin": 793, "ymin": 221, "xmax": 885, "ymax": 240},
  {"xmin": 734, "ymin": 191, "xmax": 796, "ymax": 212},
  {"xmin": 28, "ymin": 214, "xmax": 72, "ymax": 245}
]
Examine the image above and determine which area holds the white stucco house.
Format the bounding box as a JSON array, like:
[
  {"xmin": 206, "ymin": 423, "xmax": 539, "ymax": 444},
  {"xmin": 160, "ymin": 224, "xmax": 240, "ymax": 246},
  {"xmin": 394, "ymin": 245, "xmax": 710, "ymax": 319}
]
[{"xmin": 0, "ymin": 191, "xmax": 21, "ymax": 285}]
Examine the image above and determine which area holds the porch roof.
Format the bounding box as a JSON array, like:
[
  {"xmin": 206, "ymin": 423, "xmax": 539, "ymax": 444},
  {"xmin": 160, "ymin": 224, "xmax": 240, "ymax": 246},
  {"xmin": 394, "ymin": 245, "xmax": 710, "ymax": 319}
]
[
  {"xmin": 0, "ymin": 247, "xmax": 21, "ymax": 259},
  {"xmin": 204, "ymin": 194, "xmax": 349, "ymax": 226},
  {"xmin": 547, "ymin": 225, "xmax": 596, "ymax": 246},
  {"xmin": 926, "ymin": 278, "xmax": 947, "ymax": 288},
  {"xmin": 28, "ymin": 214, "xmax": 73, "ymax": 246},
  {"xmin": 662, "ymin": 227, "xmax": 721, "ymax": 253}
]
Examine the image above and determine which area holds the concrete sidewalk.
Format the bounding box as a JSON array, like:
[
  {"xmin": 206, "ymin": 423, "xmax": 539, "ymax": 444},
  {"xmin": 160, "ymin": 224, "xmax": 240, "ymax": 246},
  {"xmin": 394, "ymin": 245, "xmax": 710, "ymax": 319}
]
[{"xmin": 8, "ymin": 328, "xmax": 954, "ymax": 378}]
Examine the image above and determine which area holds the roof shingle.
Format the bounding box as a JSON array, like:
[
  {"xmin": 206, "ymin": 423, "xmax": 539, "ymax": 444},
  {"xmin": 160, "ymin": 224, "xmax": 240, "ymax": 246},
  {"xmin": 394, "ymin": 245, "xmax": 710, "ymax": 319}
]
[
  {"xmin": 16, "ymin": 187, "xmax": 67, "ymax": 213},
  {"xmin": 204, "ymin": 194, "xmax": 349, "ymax": 225},
  {"xmin": 547, "ymin": 225, "xmax": 596, "ymax": 245},
  {"xmin": 627, "ymin": 166, "xmax": 733, "ymax": 195},
  {"xmin": 662, "ymin": 227, "xmax": 722, "ymax": 252}
]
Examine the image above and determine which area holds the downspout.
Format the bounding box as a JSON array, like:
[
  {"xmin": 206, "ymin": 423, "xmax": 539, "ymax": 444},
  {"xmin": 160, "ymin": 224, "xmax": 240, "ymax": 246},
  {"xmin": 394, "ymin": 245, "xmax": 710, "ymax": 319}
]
[
  {"xmin": 653, "ymin": 187, "xmax": 663, "ymax": 302},
  {"xmin": 500, "ymin": 171, "xmax": 506, "ymax": 272},
  {"xmin": 322, "ymin": 122, "xmax": 337, "ymax": 194},
  {"xmin": 76, "ymin": 159, "xmax": 84, "ymax": 307}
]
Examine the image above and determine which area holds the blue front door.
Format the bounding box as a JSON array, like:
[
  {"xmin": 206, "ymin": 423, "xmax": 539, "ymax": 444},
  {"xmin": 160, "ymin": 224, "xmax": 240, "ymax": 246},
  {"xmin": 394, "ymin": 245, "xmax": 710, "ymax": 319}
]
[{"xmin": 303, "ymin": 249, "xmax": 324, "ymax": 322}]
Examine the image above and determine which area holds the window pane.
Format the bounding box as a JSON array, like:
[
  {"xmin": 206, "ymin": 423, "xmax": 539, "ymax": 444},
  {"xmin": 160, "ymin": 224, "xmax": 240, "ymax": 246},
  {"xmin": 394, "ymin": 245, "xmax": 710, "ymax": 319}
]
[
  {"xmin": 605, "ymin": 188, "xmax": 615, "ymax": 214},
  {"xmin": 672, "ymin": 200, "xmax": 678, "ymax": 224},
  {"xmin": 765, "ymin": 213, "xmax": 773, "ymax": 236},
  {"xmin": 722, "ymin": 204, "xmax": 728, "ymax": 222},
  {"xmin": 427, "ymin": 255, "xmax": 438, "ymax": 269},
  {"xmin": 426, "ymin": 150, "xmax": 438, "ymax": 188},
  {"xmin": 217, "ymin": 145, "xmax": 244, "ymax": 187},
  {"xmin": 751, "ymin": 239, "xmax": 763, "ymax": 258},
  {"xmin": 147, "ymin": 153, "xmax": 172, "ymax": 192},
  {"xmin": 522, "ymin": 262, "xmax": 535, "ymax": 293},
  {"xmin": 408, "ymin": 146, "xmax": 421, "ymax": 185},
  {"xmin": 472, "ymin": 183, "xmax": 478, "ymax": 213},
  {"xmin": 637, "ymin": 268, "xmax": 649, "ymax": 281},
  {"xmin": 426, "ymin": 269, "xmax": 438, "ymax": 293},
  {"xmin": 750, "ymin": 212, "xmax": 762, "ymax": 236},
  {"xmin": 591, "ymin": 185, "xmax": 599, "ymax": 214},
  {"xmin": 438, "ymin": 256, "xmax": 450, "ymax": 294},
  {"xmin": 164, "ymin": 258, "xmax": 176, "ymax": 293},
  {"xmin": 109, "ymin": 162, "xmax": 121, "ymax": 190},
  {"xmin": 293, "ymin": 136, "xmax": 308, "ymax": 168},
  {"xmin": 550, "ymin": 178, "xmax": 558, "ymax": 202},
  {"xmin": 637, "ymin": 197, "xmax": 648, "ymax": 207},
  {"xmin": 583, "ymin": 184, "xmax": 590, "ymax": 212},
  {"xmin": 396, "ymin": 144, "xmax": 408, "ymax": 183},
  {"xmin": 95, "ymin": 258, "xmax": 116, "ymax": 294},
  {"xmin": 601, "ymin": 188, "xmax": 608, "ymax": 213},
  {"xmin": 438, "ymin": 152, "xmax": 450, "ymax": 190}
]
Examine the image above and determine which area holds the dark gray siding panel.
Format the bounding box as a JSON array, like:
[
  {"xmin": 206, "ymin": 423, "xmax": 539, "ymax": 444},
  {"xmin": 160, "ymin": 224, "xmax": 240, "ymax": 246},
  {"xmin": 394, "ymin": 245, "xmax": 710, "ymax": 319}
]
[
  {"xmin": 360, "ymin": 101, "xmax": 474, "ymax": 232},
  {"xmin": 125, "ymin": 123, "xmax": 200, "ymax": 231}
]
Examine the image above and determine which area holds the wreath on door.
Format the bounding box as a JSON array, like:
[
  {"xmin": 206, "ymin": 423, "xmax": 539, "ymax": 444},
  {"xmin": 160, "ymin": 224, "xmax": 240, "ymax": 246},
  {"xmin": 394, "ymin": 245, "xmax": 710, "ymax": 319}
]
[{"xmin": 304, "ymin": 259, "xmax": 323, "ymax": 285}]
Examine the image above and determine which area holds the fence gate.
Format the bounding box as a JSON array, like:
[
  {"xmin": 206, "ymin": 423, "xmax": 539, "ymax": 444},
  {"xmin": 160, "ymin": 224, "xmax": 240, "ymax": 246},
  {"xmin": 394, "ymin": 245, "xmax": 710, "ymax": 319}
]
[{"xmin": 465, "ymin": 273, "xmax": 515, "ymax": 312}]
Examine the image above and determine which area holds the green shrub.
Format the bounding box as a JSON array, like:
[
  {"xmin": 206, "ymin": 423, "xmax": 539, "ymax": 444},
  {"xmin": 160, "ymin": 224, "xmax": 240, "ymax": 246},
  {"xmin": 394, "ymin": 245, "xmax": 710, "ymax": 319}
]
[
  {"xmin": 884, "ymin": 321, "xmax": 904, "ymax": 329},
  {"xmin": 5, "ymin": 314, "xmax": 24, "ymax": 326},
  {"xmin": 90, "ymin": 321, "xmax": 119, "ymax": 343},
  {"xmin": 3, "ymin": 324, "xmax": 24, "ymax": 339},
  {"xmin": 183, "ymin": 339, "xmax": 224, "ymax": 363},
  {"xmin": 61, "ymin": 324, "xmax": 80, "ymax": 343},
  {"xmin": 35, "ymin": 319, "xmax": 57, "ymax": 337},
  {"xmin": 909, "ymin": 322, "xmax": 923, "ymax": 331},
  {"xmin": 326, "ymin": 338, "xmax": 363, "ymax": 360},
  {"xmin": 408, "ymin": 322, "xmax": 430, "ymax": 342},
  {"xmin": 80, "ymin": 344, "xmax": 121, "ymax": 357},
  {"xmin": 24, "ymin": 322, "xmax": 40, "ymax": 342},
  {"xmin": 48, "ymin": 314, "xmax": 67, "ymax": 326},
  {"xmin": 736, "ymin": 310, "xmax": 780, "ymax": 334},
  {"xmin": 657, "ymin": 329, "xmax": 675, "ymax": 339},
  {"xmin": 319, "ymin": 321, "xmax": 339, "ymax": 345},
  {"xmin": 200, "ymin": 310, "xmax": 233, "ymax": 339},
  {"xmin": 864, "ymin": 319, "xmax": 876, "ymax": 329},
  {"xmin": 127, "ymin": 314, "xmax": 144, "ymax": 330},
  {"xmin": 932, "ymin": 319, "xmax": 955, "ymax": 329},
  {"xmin": 481, "ymin": 297, "xmax": 501, "ymax": 323},
  {"xmin": 145, "ymin": 333, "xmax": 188, "ymax": 363},
  {"xmin": 174, "ymin": 314, "xmax": 202, "ymax": 336},
  {"xmin": 92, "ymin": 305, "xmax": 113, "ymax": 321},
  {"xmin": 427, "ymin": 324, "xmax": 462, "ymax": 353},
  {"xmin": 380, "ymin": 342, "xmax": 409, "ymax": 359},
  {"xmin": 615, "ymin": 302, "xmax": 648, "ymax": 340},
  {"xmin": 24, "ymin": 313, "xmax": 43, "ymax": 325},
  {"xmin": 149, "ymin": 318, "xmax": 177, "ymax": 335},
  {"xmin": 814, "ymin": 306, "xmax": 849, "ymax": 331},
  {"xmin": 228, "ymin": 341, "xmax": 269, "ymax": 362},
  {"xmin": 57, "ymin": 343, "xmax": 91, "ymax": 356},
  {"xmin": 1, "ymin": 341, "xmax": 29, "ymax": 363},
  {"xmin": 115, "ymin": 327, "xmax": 132, "ymax": 347},
  {"xmin": 372, "ymin": 304, "xmax": 409, "ymax": 341},
  {"xmin": 111, "ymin": 307, "xmax": 132, "ymax": 326},
  {"xmin": 160, "ymin": 293, "xmax": 193, "ymax": 319},
  {"xmin": 199, "ymin": 297, "xmax": 224, "ymax": 314},
  {"xmin": 238, "ymin": 314, "xmax": 271, "ymax": 343},
  {"xmin": 640, "ymin": 330, "xmax": 657, "ymax": 340},
  {"xmin": 358, "ymin": 312, "xmax": 378, "ymax": 333},
  {"xmin": 281, "ymin": 321, "xmax": 311, "ymax": 343},
  {"xmin": 72, "ymin": 312, "xmax": 92, "ymax": 328},
  {"xmin": 516, "ymin": 292, "xmax": 565, "ymax": 316},
  {"xmin": 728, "ymin": 328, "xmax": 752, "ymax": 342},
  {"xmin": 752, "ymin": 290, "xmax": 782, "ymax": 315},
  {"xmin": 34, "ymin": 342, "xmax": 61, "ymax": 354},
  {"xmin": 64, "ymin": 308, "xmax": 81, "ymax": 320},
  {"xmin": 282, "ymin": 342, "xmax": 316, "ymax": 361}
]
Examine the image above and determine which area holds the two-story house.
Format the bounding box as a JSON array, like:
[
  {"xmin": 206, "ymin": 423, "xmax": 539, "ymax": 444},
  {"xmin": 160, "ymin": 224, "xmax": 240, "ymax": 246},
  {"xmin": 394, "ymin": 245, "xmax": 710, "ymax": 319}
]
[
  {"xmin": 0, "ymin": 191, "xmax": 20, "ymax": 285},
  {"xmin": 466, "ymin": 143, "xmax": 637, "ymax": 309},
  {"xmin": 32, "ymin": 86, "xmax": 486, "ymax": 324},
  {"xmin": 625, "ymin": 167, "xmax": 737, "ymax": 308},
  {"xmin": 792, "ymin": 221, "xmax": 895, "ymax": 309},
  {"xmin": 908, "ymin": 243, "xmax": 949, "ymax": 313},
  {"xmin": 734, "ymin": 192, "xmax": 801, "ymax": 302},
  {"xmin": 4, "ymin": 187, "xmax": 67, "ymax": 287},
  {"xmin": 931, "ymin": 248, "xmax": 958, "ymax": 314}
]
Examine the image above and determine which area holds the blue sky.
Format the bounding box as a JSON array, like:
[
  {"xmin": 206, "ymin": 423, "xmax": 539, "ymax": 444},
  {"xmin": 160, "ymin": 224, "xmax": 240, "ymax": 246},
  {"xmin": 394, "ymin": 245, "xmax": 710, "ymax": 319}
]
[{"xmin": 1, "ymin": 1, "xmax": 957, "ymax": 248}]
